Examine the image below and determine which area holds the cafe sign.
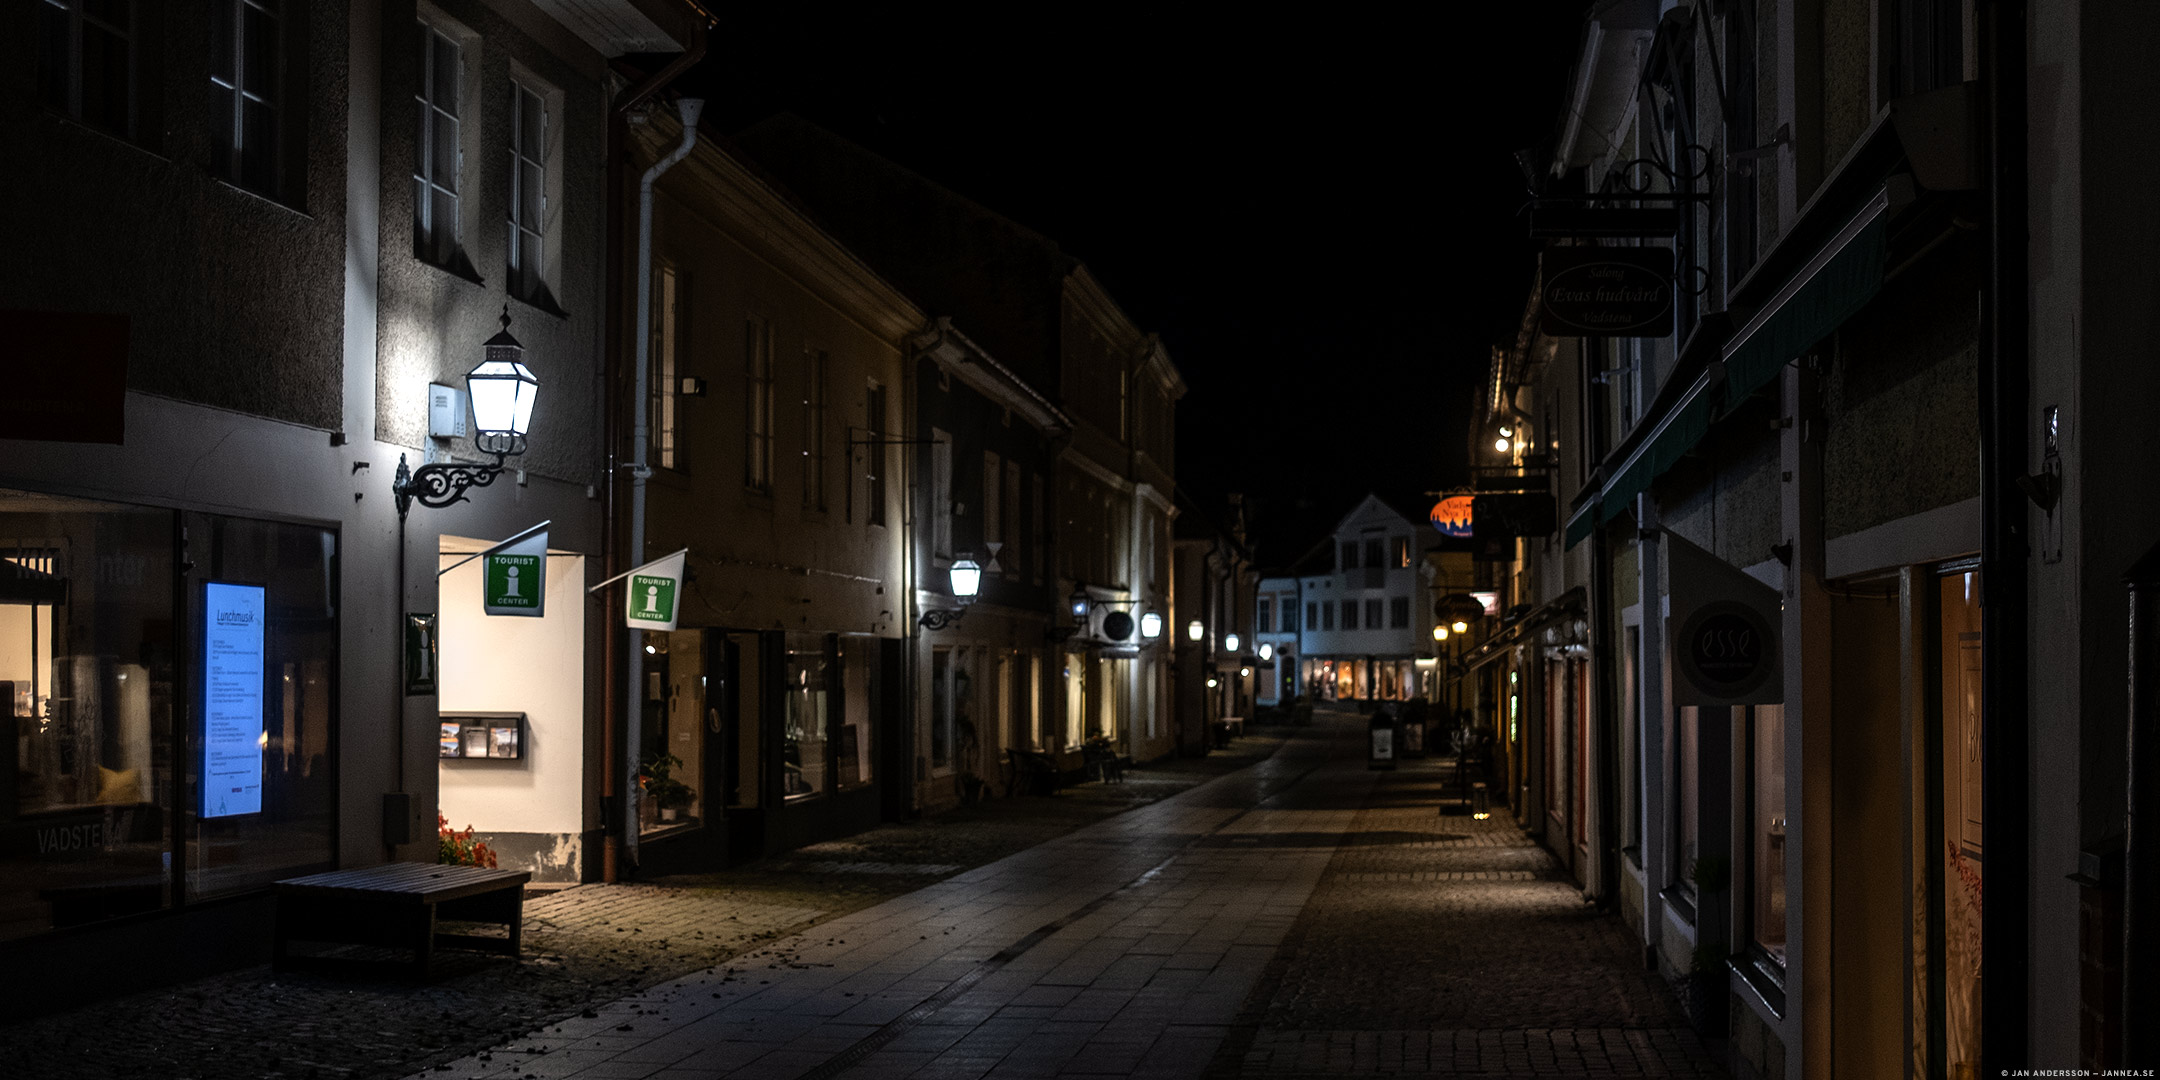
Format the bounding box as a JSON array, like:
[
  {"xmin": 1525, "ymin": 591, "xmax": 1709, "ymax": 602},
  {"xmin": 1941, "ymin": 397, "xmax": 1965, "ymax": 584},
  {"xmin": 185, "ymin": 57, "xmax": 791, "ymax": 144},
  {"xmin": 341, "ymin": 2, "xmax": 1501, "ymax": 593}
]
[{"xmin": 1538, "ymin": 246, "xmax": 1674, "ymax": 337}]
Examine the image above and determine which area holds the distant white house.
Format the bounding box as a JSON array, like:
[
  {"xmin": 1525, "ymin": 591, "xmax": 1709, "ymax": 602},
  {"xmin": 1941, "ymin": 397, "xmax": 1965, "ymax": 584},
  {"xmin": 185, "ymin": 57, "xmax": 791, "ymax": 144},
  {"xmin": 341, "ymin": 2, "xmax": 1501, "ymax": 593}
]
[{"xmin": 1259, "ymin": 494, "xmax": 1435, "ymax": 705}]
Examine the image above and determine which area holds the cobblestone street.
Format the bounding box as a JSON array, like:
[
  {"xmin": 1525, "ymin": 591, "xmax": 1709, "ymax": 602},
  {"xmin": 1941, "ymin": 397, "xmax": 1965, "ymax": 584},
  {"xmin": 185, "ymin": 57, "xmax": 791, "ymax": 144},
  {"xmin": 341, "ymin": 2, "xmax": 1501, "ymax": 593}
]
[{"xmin": 0, "ymin": 712, "xmax": 1722, "ymax": 1079}]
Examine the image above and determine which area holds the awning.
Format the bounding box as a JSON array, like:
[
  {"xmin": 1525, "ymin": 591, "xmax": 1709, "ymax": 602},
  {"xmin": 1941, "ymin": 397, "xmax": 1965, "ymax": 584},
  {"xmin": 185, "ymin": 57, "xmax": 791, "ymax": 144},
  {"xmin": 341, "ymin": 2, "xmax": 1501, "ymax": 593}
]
[{"xmin": 1565, "ymin": 187, "xmax": 1890, "ymax": 549}]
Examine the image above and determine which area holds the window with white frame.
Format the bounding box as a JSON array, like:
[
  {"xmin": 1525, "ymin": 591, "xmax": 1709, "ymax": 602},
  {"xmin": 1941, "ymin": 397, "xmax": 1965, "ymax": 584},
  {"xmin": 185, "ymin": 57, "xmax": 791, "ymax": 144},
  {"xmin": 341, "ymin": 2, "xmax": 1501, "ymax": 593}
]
[
  {"xmin": 801, "ymin": 349, "xmax": 827, "ymax": 509},
  {"xmin": 210, "ymin": 0, "xmax": 293, "ymax": 201},
  {"xmin": 1257, "ymin": 598, "xmax": 1272, "ymax": 633},
  {"xmin": 981, "ymin": 451, "xmax": 1001, "ymax": 563},
  {"xmin": 931, "ymin": 429, "xmax": 952, "ymax": 560},
  {"xmin": 864, "ymin": 382, "xmax": 887, "ymax": 527},
  {"xmin": 507, "ymin": 77, "xmax": 559, "ymax": 309},
  {"xmin": 413, "ymin": 18, "xmax": 465, "ymax": 269},
  {"xmin": 743, "ymin": 315, "xmax": 773, "ymax": 491},
  {"xmin": 648, "ymin": 264, "xmax": 681, "ymax": 470},
  {"xmin": 39, "ymin": 0, "xmax": 146, "ymax": 144}
]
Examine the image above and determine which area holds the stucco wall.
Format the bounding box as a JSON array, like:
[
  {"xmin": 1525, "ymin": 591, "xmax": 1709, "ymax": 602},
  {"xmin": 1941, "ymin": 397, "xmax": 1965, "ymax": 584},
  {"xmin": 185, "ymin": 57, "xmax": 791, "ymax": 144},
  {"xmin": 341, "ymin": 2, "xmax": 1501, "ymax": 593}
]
[
  {"xmin": 0, "ymin": 0, "xmax": 351, "ymax": 429},
  {"xmin": 373, "ymin": 0, "xmax": 605, "ymax": 484},
  {"xmin": 1820, "ymin": 246, "xmax": 1982, "ymax": 542}
]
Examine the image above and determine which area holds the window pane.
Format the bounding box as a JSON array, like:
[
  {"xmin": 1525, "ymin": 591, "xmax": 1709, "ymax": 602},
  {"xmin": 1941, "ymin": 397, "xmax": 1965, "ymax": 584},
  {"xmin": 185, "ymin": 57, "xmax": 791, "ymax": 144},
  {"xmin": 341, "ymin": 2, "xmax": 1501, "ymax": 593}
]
[
  {"xmin": 38, "ymin": 4, "xmax": 70, "ymax": 112},
  {"xmin": 520, "ymin": 160, "xmax": 542, "ymax": 230},
  {"xmin": 241, "ymin": 98, "xmax": 277, "ymax": 192},
  {"xmin": 432, "ymin": 112, "xmax": 459, "ymax": 193},
  {"xmin": 431, "ymin": 33, "xmax": 458, "ymax": 118},
  {"xmin": 837, "ymin": 637, "xmax": 872, "ymax": 789},
  {"xmin": 79, "ymin": 22, "xmax": 130, "ymax": 135},
  {"xmin": 241, "ymin": 3, "xmax": 277, "ymax": 99},
  {"xmin": 520, "ymin": 88, "xmax": 544, "ymax": 156},
  {"xmin": 1750, "ymin": 704, "xmax": 1787, "ymax": 963},
  {"xmin": 782, "ymin": 634, "xmax": 828, "ymax": 801},
  {"xmin": 210, "ymin": 0, "xmax": 237, "ymax": 84},
  {"xmin": 430, "ymin": 187, "xmax": 458, "ymax": 264}
]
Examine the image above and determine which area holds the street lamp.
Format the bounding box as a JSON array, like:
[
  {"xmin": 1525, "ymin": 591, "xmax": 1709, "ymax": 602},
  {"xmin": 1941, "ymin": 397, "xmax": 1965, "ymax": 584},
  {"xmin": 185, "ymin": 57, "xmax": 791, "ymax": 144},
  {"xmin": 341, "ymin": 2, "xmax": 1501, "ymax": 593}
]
[
  {"xmin": 920, "ymin": 556, "xmax": 981, "ymax": 630},
  {"xmin": 1452, "ymin": 619, "xmax": 1469, "ymax": 634},
  {"xmin": 1258, "ymin": 642, "xmax": 1274, "ymax": 661},
  {"xmin": 1139, "ymin": 610, "xmax": 1163, "ymax": 639},
  {"xmin": 394, "ymin": 308, "xmax": 541, "ymax": 520},
  {"xmin": 1224, "ymin": 632, "xmax": 1241, "ymax": 652},
  {"xmin": 1434, "ymin": 625, "xmax": 1448, "ymax": 641},
  {"xmin": 1070, "ymin": 587, "xmax": 1090, "ymax": 619},
  {"xmin": 1187, "ymin": 619, "xmax": 1205, "ymax": 642}
]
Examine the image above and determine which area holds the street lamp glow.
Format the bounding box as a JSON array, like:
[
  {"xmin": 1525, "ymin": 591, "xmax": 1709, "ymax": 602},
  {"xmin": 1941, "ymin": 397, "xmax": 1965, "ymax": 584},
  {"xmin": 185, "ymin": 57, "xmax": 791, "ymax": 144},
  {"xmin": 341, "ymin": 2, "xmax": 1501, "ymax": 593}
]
[
  {"xmin": 1069, "ymin": 588, "xmax": 1089, "ymax": 619},
  {"xmin": 1224, "ymin": 633, "xmax": 1241, "ymax": 652},
  {"xmin": 1187, "ymin": 619, "xmax": 1204, "ymax": 642},
  {"xmin": 1434, "ymin": 625, "xmax": 1448, "ymax": 641},
  {"xmin": 1140, "ymin": 611, "xmax": 1163, "ymax": 639},
  {"xmin": 1206, "ymin": 677, "xmax": 1218, "ymax": 688},
  {"xmin": 1240, "ymin": 667, "xmax": 1252, "ymax": 678},
  {"xmin": 1494, "ymin": 437, "xmax": 1511, "ymax": 454},
  {"xmin": 949, "ymin": 558, "xmax": 982, "ymax": 600},
  {"xmin": 1258, "ymin": 642, "xmax": 1274, "ymax": 661},
  {"xmin": 1451, "ymin": 619, "xmax": 1469, "ymax": 634}
]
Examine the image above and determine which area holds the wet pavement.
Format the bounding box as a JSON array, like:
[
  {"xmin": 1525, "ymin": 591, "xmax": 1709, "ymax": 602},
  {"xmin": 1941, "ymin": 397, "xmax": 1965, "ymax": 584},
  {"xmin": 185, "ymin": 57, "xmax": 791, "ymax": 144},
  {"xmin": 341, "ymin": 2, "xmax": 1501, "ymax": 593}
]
[{"xmin": 1, "ymin": 710, "xmax": 1723, "ymax": 1079}]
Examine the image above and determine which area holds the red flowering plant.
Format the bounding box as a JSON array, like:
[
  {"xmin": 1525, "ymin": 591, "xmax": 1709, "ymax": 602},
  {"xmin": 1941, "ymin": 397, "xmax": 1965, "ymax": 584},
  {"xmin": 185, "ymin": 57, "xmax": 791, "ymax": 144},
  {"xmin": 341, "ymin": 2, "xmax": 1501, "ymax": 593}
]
[{"xmin": 437, "ymin": 813, "xmax": 498, "ymax": 869}]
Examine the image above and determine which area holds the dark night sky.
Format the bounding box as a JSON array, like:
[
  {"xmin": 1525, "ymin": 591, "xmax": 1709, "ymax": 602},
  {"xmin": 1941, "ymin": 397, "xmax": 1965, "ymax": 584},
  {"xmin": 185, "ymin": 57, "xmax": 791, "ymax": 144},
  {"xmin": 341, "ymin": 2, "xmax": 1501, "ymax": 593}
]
[{"xmin": 683, "ymin": 8, "xmax": 1587, "ymax": 566}]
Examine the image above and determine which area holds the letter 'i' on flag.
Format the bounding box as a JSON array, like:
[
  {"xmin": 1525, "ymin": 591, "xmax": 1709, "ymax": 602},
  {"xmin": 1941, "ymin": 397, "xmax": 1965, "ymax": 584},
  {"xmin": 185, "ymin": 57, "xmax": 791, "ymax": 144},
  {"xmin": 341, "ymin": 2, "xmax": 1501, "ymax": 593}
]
[
  {"xmin": 624, "ymin": 550, "xmax": 686, "ymax": 632},
  {"xmin": 482, "ymin": 528, "xmax": 549, "ymax": 617}
]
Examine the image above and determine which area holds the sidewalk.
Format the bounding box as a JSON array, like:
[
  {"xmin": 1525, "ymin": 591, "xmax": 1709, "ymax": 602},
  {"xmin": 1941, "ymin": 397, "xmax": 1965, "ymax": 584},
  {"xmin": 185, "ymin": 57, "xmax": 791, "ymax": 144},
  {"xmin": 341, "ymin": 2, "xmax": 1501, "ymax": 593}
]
[{"xmin": 0, "ymin": 730, "xmax": 1289, "ymax": 1080}]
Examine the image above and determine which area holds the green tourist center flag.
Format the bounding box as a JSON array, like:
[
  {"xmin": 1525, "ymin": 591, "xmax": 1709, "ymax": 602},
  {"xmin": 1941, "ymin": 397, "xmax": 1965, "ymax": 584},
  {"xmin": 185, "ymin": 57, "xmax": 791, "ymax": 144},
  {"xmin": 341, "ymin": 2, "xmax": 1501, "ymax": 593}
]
[
  {"xmin": 623, "ymin": 549, "xmax": 686, "ymax": 632},
  {"xmin": 482, "ymin": 527, "xmax": 549, "ymax": 617}
]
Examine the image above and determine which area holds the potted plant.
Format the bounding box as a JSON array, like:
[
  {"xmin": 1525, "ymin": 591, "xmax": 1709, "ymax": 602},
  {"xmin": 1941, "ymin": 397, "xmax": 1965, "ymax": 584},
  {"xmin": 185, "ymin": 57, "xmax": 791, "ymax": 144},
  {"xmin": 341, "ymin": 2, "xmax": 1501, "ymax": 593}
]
[
  {"xmin": 437, "ymin": 813, "xmax": 498, "ymax": 868},
  {"xmin": 641, "ymin": 753, "xmax": 695, "ymax": 822}
]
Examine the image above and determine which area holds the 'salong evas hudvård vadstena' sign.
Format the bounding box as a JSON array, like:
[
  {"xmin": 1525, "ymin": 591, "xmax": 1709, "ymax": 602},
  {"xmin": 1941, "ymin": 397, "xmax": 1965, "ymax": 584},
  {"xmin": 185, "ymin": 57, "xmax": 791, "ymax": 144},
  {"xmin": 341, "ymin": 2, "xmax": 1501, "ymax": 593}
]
[
  {"xmin": 1538, "ymin": 246, "xmax": 1675, "ymax": 337},
  {"xmin": 202, "ymin": 581, "xmax": 266, "ymax": 818}
]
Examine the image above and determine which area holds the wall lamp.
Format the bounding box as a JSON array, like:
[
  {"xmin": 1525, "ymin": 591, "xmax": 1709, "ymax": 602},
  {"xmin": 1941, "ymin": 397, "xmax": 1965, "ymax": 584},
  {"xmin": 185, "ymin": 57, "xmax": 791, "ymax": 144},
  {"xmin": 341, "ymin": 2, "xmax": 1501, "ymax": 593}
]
[
  {"xmin": 1139, "ymin": 610, "xmax": 1163, "ymax": 639},
  {"xmin": 919, "ymin": 556, "xmax": 981, "ymax": 630},
  {"xmin": 1224, "ymin": 632, "xmax": 1241, "ymax": 652},
  {"xmin": 394, "ymin": 308, "xmax": 540, "ymax": 522},
  {"xmin": 1186, "ymin": 619, "xmax": 1204, "ymax": 642}
]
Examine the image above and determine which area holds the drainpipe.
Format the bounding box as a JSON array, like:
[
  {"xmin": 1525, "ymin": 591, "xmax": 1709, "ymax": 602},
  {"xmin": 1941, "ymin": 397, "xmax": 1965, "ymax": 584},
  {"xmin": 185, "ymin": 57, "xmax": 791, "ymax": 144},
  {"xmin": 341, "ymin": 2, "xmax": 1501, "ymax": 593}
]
[{"xmin": 622, "ymin": 96, "xmax": 704, "ymax": 873}]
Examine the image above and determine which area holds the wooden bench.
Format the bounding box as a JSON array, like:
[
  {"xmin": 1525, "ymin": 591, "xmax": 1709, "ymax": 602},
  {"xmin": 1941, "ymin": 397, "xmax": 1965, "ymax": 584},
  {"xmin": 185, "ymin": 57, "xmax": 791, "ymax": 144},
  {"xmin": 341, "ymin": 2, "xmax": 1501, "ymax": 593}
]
[{"xmin": 273, "ymin": 863, "xmax": 531, "ymax": 975}]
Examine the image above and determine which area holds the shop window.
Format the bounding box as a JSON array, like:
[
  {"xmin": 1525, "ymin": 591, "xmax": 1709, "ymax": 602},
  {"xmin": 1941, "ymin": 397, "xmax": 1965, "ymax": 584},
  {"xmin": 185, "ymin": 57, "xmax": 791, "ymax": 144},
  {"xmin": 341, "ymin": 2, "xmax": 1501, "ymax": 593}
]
[
  {"xmin": 782, "ymin": 633, "xmax": 830, "ymax": 801},
  {"xmin": 2, "ymin": 497, "xmax": 176, "ymax": 941},
  {"xmin": 931, "ymin": 648, "xmax": 951, "ymax": 770},
  {"xmin": 1748, "ymin": 703, "xmax": 1787, "ymax": 969},
  {"xmin": 836, "ymin": 636, "xmax": 872, "ymax": 790},
  {"xmin": 1622, "ymin": 627, "xmax": 1641, "ymax": 853},
  {"xmin": 1673, "ymin": 704, "xmax": 1701, "ymax": 899}
]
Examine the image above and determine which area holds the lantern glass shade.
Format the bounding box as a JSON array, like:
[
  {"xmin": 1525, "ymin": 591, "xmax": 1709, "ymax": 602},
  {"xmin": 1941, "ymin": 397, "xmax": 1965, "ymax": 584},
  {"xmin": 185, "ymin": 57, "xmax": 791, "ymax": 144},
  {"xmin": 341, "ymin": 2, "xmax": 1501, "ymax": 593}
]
[
  {"xmin": 467, "ymin": 356, "xmax": 539, "ymax": 448},
  {"xmin": 1070, "ymin": 589, "xmax": 1089, "ymax": 618},
  {"xmin": 1434, "ymin": 625, "xmax": 1448, "ymax": 641},
  {"xmin": 1258, "ymin": 642, "xmax": 1274, "ymax": 661},
  {"xmin": 949, "ymin": 558, "xmax": 982, "ymax": 599},
  {"xmin": 1140, "ymin": 611, "xmax": 1163, "ymax": 639},
  {"xmin": 1224, "ymin": 632, "xmax": 1241, "ymax": 652},
  {"xmin": 1452, "ymin": 619, "xmax": 1469, "ymax": 634},
  {"xmin": 1186, "ymin": 619, "xmax": 1204, "ymax": 642}
]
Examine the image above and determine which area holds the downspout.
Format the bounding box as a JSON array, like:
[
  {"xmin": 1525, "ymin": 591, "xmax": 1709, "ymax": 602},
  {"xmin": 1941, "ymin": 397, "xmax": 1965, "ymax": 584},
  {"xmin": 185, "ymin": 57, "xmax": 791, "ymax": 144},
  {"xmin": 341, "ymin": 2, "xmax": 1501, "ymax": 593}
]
[
  {"xmin": 603, "ymin": 12, "xmax": 706, "ymax": 884},
  {"xmin": 622, "ymin": 95, "xmax": 704, "ymax": 873}
]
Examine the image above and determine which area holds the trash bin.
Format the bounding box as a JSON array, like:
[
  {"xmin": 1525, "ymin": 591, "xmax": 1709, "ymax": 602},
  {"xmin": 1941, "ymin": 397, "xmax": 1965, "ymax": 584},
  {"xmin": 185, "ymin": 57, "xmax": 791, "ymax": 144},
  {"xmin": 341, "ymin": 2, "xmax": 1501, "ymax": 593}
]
[
  {"xmin": 1368, "ymin": 709, "xmax": 1397, "ymax": 771},
  {"xmin": 1401, "ymin": 697, "xmax": 1429, "ymax": 758}
]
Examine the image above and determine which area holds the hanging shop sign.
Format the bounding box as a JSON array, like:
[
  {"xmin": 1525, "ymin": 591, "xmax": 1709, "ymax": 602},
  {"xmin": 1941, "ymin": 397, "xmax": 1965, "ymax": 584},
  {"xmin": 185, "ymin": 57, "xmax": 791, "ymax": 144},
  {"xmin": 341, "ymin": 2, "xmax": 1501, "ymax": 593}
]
[
  {"xmin": 1430, "ymin": 495, "xmax": 1475, "ymax": 537},
  {"xmin": 1538, "ymin": 247, "xmax": 1675, "ymax": 337},
  {"xmin": 1665, "ymin": 531, "xmax": 1783, "ymax": 706},
  {"xmin": 201, "ymin": 581, "xmax": 266, "ymax": 819},
  {"xmin": 1470, "ymin": 493, "xmax": 1557, "ymax": 537}
]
